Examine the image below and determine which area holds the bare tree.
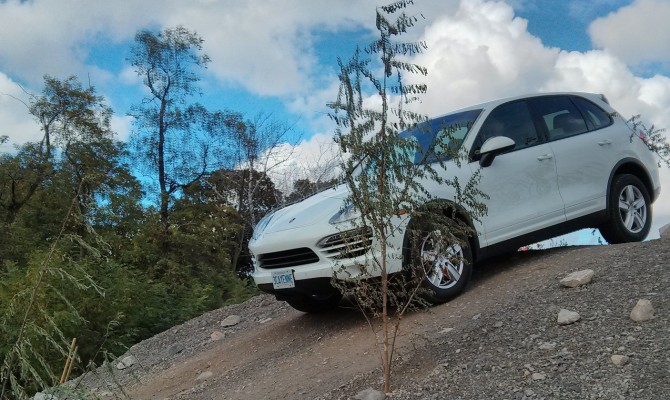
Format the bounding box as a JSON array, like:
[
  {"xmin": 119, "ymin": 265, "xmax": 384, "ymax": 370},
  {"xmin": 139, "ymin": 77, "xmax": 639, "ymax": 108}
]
[
  {"xmin": 129, "ymin": 26, "xmax": 217, "ymax": 233},
  {"xmin": 194, "ymin": 114, "xmax": 298, "ymax": 272}
]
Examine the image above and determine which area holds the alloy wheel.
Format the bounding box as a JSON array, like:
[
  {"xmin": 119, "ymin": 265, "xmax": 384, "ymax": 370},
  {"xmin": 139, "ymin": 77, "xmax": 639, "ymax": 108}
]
[
  {"xmin": 420, "ymin": 231, "xmax": 464, "ymax": 290},
  {"xmin": 618, "ymin": 184, "xmax": 647, "ymax": 234}
]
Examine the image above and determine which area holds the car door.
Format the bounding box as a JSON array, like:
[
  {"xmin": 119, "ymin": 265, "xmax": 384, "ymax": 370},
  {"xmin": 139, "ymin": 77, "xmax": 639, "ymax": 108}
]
[
  {"xmin": 470, "ymin": 100, "xmax": 566, "ymax": 246},
  {"xmin": 528, "ymin": 95, "xmax": 620, "ymax": 220}
]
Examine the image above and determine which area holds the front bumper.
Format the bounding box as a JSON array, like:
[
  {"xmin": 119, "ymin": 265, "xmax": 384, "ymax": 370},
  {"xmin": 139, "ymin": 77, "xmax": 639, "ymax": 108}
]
[
  {"xmin": 250, "ymin": 218, "xmax": 409, "ymax": 293},
  {"xmin": 257, "ymin": 277, "xmax": 339, "ymax": 299}
]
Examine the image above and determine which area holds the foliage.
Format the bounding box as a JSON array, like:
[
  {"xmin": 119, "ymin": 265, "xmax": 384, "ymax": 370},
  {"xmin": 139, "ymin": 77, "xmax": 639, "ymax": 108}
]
[
  {"xmin": 0, "ymin": 179, "xmax": 102, "ymax": 399},
  {"xmin": 628, "ymin": 115, "xmax": 670, "ymax": 167},
  {"xmin": 284, "ymin": 177, "xmax": 338, "ymax": 203},
  {"xmin": 0, "ymin": 74, "xmax": 256, "ymax": 398},
  {"xmin": 186, "ymin": 168, "xmax": 281, "ymax": 274},
  {"xmin": 0, "ymin": 75, "xmax": 112, "ymax": 227},
  {"xmin": 328, "ymin": 0, "xmax": 485, "ymax": 392}
]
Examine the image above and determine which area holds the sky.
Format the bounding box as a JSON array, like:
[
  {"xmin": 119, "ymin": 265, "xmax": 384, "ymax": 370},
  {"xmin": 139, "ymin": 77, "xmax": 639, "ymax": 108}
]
[{"xmin": 0, "ymin": 0, "xmax": 669, "ymax": 242}]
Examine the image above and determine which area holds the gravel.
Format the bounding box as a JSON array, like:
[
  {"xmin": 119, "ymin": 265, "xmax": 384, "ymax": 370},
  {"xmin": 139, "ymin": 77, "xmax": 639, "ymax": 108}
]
[{"xmin": 374, "ymin": 240, "xmax": 670, "ymax": 400}]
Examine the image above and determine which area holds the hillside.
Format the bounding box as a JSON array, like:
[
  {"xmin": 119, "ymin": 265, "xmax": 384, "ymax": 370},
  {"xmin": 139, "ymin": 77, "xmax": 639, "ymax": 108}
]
[{"xmin": 69, "ymin": 238, "xmax": 669, "ymax": 399}]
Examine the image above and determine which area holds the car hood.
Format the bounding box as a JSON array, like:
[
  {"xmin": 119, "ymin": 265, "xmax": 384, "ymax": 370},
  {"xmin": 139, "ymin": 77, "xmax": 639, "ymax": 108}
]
[{"xmin": 261, "ymin": 184, "xmax": 350, "ymax": 234}]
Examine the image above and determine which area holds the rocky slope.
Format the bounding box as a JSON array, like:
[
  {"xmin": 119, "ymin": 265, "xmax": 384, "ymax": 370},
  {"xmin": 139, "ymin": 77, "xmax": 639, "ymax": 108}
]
[{"xmin": 68, "ymin": 238, "xmax": 669, "ymax": 399}]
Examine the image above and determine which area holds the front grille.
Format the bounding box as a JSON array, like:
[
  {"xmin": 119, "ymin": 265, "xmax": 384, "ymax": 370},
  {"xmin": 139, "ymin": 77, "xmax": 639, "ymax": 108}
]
[
  {"xmin": 257, "ymin": 247, "xmax": 319, "ymax": 269},
  {"xmin": 318, "ymin": 226, "xmax": 373, "ymax": 260}
]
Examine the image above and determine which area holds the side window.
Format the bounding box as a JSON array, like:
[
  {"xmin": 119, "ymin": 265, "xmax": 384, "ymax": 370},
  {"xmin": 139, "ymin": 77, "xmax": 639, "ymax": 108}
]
[
  {"xmin": 529, "ymin": 96, "xmax": 588, "ymax": 141},
  {"xmin": 571, "ymin": 96, "xmax": 613, "ymax": 130},
  {"xmin": 473, "ymin": 101, "xmax": 539, "ymax": 157}
]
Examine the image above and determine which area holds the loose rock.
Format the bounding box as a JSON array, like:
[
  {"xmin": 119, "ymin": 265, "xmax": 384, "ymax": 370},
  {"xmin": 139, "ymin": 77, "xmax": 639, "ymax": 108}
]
[
  {"xmin": 168, "ymin": 343, "xmax": 184, "ymax": 356},
  {"xmin": 557, "ymin": 309, "xmax": 581, "ymax": 325},
  {"xmin": 33, "ymin": 393, "xmax": 59, "ymax": 400},
  {"xmin": 630, "ymin": 299, "xmax": 654, "ymax": 322},
  {"xmin": 210, "ymin": 331, "xmax": 225, "ymax": 341},
  {"xmin": 116, "ymin": 355, "xmax": 137, "ymax": 370},
  {"xmin": 531, "ymin": 372, "xmax": 546, "ymax": 380},
  {"xmin": 611, "ymin": 354, "xmax": 629, "ymax": 367},
  {"xmin": 196, "ymin": 370, "xmax": 214, "ymax": 381},
  {"xmin": 660, "ymin": 223, "xmax": 670, "ymax": 240},
  {"xmin": 354, "ymin": 388, "xmax": 386, "ymax": 400},
  {"xmin": 539, "ymin": 342, "xmax": 556, "ymax": 350},
  {"xmin": 560, "ymin": 269, "xmax": 595, "ymax": 288},
  {"xmin": 220, "ymin": 315, "xmax": 241, "ymax": 327}
]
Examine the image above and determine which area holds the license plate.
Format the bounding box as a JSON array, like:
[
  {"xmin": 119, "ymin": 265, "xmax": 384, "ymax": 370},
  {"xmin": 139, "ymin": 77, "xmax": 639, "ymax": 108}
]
[{"xmin": 271, "ymin": 269, "xmax": 295, "ymax": 289}]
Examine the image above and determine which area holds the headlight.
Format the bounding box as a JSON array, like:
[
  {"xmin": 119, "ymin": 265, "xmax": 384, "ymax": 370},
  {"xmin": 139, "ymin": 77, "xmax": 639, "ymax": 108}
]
[{"xmin": 329, "ymin": 203, "xmax": 360, "ymax": 225}]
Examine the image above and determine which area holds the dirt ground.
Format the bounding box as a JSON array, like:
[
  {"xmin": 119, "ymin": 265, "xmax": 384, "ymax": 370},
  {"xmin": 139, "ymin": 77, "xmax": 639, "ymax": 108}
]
[{"xmin": 75, "ymin": 239, "xmax": 669, "ymax": 399}]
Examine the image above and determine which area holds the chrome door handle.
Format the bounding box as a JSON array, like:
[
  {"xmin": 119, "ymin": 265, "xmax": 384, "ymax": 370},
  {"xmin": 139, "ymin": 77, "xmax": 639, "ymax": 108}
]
[
  {"xmin": 537, "ymin": 154, "xmax": 553, "ymax": 161},
  {"xmin": 598, "ymin": 140, "xmax": 612, "ymax": 146}
]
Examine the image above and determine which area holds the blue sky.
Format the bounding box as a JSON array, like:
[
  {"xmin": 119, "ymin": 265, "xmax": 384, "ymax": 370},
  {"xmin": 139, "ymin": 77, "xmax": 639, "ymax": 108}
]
[{"xmin": 0, "ymin": 0, "xmax": 669, "ymax": 241}]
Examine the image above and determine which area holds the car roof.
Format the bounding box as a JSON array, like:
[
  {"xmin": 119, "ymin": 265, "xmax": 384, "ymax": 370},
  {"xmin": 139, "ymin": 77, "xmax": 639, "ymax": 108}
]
[{"xmin": 432, "ymin": 92, "xmax": 604, "ymax": 118}]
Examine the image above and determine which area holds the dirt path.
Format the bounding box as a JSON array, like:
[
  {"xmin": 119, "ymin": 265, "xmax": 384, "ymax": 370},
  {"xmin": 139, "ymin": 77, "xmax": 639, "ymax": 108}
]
[
  {"xmin": 80, "ymin": 240, "xmax": 669, "ymax": 399},
  {"xmin": 129, "ymin": 307, "xmax": 376, "ymax": 399}
]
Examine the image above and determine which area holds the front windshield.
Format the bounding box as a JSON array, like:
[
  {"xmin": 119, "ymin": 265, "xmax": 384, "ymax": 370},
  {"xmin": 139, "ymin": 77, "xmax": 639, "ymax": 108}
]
[
  {"xmin": 402, "ymin": 109, "xmax": 482, "ymax": 165},
  {"xmin": 349, "ymin": 108, "xmax": 482, "ymax": 177}
]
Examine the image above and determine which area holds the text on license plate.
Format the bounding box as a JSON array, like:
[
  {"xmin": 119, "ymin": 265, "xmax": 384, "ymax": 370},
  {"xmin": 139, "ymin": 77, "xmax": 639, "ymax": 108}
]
[{"xmin": 271, "ymin": 269, "xmax": 295, "ymax": 289}]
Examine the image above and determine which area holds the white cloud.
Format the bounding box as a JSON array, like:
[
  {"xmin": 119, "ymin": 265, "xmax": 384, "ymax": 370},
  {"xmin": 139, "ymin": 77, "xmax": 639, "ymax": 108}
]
[
  {"xmin": 263, "ymin": 0, "xmax": 670, "ymax": 234},
  {"xmin": 1, "ymin": 0, "xmax": 669, "ymax": 236},
  {"xmin": 0, "ymin": 73, "xmax": 38, "ymax": 150},
  {"xmin": 408, "ymin": 0, "xmax": 559, "ymax": 115},
  {"xmin": 111, "ymin": 115, "xmax": 134, "ymax": 142},
  {"xmin": 370, "ymin": 0, "xmax": 670, "ymax": 239},
  {"xmin": 0, "ymin": 0, "xmax": 464, "ymax": 97},
  {"xmin": 262, "ymin": 132, "xmax": 341, "ymax": 195},
  {"xmin": 589, "ymin": 0, "xmax": 670, "ymax": 65},
  {"xmin": 0, "ymin": 1, "xmax": 155, "ymax": 85}
]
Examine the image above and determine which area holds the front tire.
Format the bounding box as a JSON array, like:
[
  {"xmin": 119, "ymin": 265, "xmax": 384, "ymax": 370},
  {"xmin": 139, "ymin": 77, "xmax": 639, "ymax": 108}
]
[
  {"xmin": 599, "ymin": 174, "xmax": 651, "ymax": 244},
  {"xmin": 285, "ymin": 292, "xmax": 342, "ymax": 313},
  {"xmin": 406, "ymin": 219, "xmax": 473, "ymax": 304}
]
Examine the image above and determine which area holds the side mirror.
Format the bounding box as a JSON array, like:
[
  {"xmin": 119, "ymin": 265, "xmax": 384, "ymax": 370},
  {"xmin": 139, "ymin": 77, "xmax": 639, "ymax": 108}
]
[{"xmin": 479, "ymin": 136, "xmax": 516, "ymax": 168}]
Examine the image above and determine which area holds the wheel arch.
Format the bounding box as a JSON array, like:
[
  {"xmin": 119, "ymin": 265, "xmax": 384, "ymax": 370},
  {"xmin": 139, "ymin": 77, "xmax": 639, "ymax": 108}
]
[
  {"xmin": 606, "ymin": 159, "xmax": 656, "ymax": 215},
  {"xmin": 403, "ymin": 199, "xmax": 482, "ymax": 264}
]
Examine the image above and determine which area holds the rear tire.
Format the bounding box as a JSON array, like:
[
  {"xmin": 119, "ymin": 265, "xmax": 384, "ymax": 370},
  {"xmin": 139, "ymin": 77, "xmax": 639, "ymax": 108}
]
[
  {"xmin": 285, "ymin": 292, "xmax": 342, "ymax": 313},
  {"xmin": 599, "ymin": 174, "xmax": 651, "ymax": 244}
]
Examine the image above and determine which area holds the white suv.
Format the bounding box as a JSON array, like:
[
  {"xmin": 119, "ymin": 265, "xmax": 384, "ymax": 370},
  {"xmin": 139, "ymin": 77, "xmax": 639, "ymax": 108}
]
[{"xmin": 249, "ymin": 93, "xmax": 661, "ymax": 312}]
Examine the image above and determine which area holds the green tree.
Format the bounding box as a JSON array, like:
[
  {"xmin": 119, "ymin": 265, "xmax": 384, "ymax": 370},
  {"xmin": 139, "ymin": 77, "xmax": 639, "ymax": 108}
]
[
  {"xmin": 285, "ymin": 177, "xmax": 338, "ymax": 203},
  {"xmin": 328, "ymin": 1, "xmax": 485, "ymax": 392},
  {"xmin": 188, "ymin": 168, "xmax": 281, "ymax": 273},
  {"xmin": 0, "ymin": 77, "xmax": 145, "ymax": 399},
  {"xmin": 0, "ymin": 76, "xmax": 112, "ymax": 226}
]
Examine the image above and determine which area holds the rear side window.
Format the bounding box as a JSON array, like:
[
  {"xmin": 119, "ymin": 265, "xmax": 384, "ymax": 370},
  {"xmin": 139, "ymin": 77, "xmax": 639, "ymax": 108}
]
[
  {"xmin": 472, "ymin": 101, "xmax": 539, "ymax": 157},
  {"xmin": 571, "ymin": 96, "xmax": 613, "ymax": 130},
  {"xmin": 529, "ymin": 96, "xmax": 588, "ymax": 141}
]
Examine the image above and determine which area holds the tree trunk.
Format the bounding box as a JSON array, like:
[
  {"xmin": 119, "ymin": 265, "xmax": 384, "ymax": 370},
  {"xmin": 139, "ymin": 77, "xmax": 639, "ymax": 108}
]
[{"xmin": 158, "ymin": 98, "xmax": 169, "ymax": 234}]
